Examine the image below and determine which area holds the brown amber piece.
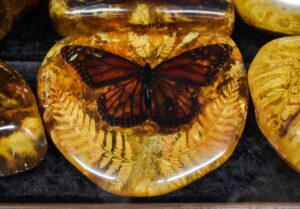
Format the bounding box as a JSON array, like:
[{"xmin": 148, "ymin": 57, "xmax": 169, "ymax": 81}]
[
  {"xmin": 0, "ymin": 0, "xmax": 39, "ymax": 39},
  {"xmin": 235, "ymin": 0, "xmax": 300, "ymax": 35},
  {"xmin": 38, "ymin": 32, "xmax": 248, "ymax": 196},
  {"xmin": 0, "ymin": 61, "xmax": 47, "ymax": 176},
  {"xmin": 249, "ymin": 36, "xmax": 300, "ymax": 172},
  {"xmin": 49, "ymin": 0, "xmax": 234, "ymax": 37}
]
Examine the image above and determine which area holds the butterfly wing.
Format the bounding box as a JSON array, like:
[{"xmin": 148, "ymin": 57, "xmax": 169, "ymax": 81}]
[
  {"xmin": 61, "ymin": 45, "xmax": 142, "ymax": 88},
  {"xmin": 150, "ymin": 78, "xmax": 200, "ymax": 127},
  {"xmin": 61, "ymin": 45, "xmax": 147, "ymax": 127},
  {"xmin": 97, "ymin": 78, "xmax": 148, "ymax": 127},
  {"xmin": 151, "ymin": 44, "xmax": 232, "ymax": 127}
]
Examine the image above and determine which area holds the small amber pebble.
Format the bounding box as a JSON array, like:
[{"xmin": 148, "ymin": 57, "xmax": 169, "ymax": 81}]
[
  {"xmin": 235, "ymin": 0, "xmax": 300, "ymax": 35},
  {"xmin": 49, "ymin": 0, "xmax": 234, "ymax": 36},
  {"xmin": 249, "ymin": 36, "xmax": 300, "ymax": 172},
  {"xmin": 0, "ymin": 61, "xmax": 47, "ymax": 176},
  {"xmin": 38, "ymin": 32, "xmax": 248, "ymax": 196},
  {"xmin": 0, "ymin": 0, "xmax": 39, "ymax": 39}
]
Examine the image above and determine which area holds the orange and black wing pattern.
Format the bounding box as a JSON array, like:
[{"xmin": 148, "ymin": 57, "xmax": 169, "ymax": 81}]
[
  {"xmin": 150, "ymin": 44, "xmax": 232, "ymax": 127},
  {"xmin": 61, "ymin": 45, "xmax": 147, "ymax": 127}
]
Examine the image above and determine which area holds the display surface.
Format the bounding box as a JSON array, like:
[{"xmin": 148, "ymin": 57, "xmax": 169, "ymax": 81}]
[
  {"xmin": 0, "ymin": 0, "xmax": 39, "ymax": 39},
  {"xmin": 49, "ymin": 0, "xmax": 234, "ymax": 37},
  {"xmin": 38, "ymin": 32, "xmax": 247, "ymax": 196},
  {"xmin": 235, "ymin": 0, "xmax": 300, "ymax": 35},
  {"xmin": 0, "ymin": 61, "xmax": 47, "ymax": 176},
  {"xmin": 249, "ymin": 36, "xmax": 300, "ymax": 172}
]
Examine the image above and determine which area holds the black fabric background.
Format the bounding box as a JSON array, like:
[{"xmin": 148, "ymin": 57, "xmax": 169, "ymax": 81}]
[{"xmin": 0, "ymin": 0, "xmax": 299, "ymax": 203}]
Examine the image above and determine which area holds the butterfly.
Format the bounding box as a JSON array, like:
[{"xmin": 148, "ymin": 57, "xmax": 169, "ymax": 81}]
[{"xmin": 61, "ymin": 44, "xmax": 232, "ymax": 128}]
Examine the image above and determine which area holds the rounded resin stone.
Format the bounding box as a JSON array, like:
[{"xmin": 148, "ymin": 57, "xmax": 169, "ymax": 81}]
[
  {"xmin": 0, "ymin": 61, "xmax": 47, "ymax": 176},
  {"xmin": 0, "ymin": 0, "xmax": 39, "ymax": 39},
  {"xmin": 249, "ymin": 36, "xmax": 300, "ymax": 172},
  {"xmin": 49, "ymin": 0, "xmax": 235, "ymax": 37},
  {"xmin": 235, "ymin": 0, "xmax": 300, "ymax": 35},
  {"xmin": 38, "ymin": 32, "xmax": 248, "ymax": 196}
]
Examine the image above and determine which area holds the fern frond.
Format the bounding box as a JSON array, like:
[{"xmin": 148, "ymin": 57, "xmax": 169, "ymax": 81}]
[
  {"xmin": 158, "ymin": 78, "xmax": 242, "ymax": 178},
  {"xmin": 47, "ymin": 90, "xmax": 133, "ymax": 190}
]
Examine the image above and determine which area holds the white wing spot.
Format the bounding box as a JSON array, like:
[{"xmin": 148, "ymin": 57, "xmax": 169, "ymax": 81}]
[{"xmin": 69, "ymin": 53, "xmax": 78, "ymax": 61}]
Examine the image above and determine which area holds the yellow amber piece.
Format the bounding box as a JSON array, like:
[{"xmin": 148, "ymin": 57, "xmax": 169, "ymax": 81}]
[
  {"xmin": 249, "ymin": 36, "xmax": 300, "ymax": 172},
  {"xmin": 38, "ymin": 32, "xmax": 248, "ymax": 196},
  {"xmin": 235, "ymin": 0, "xmax": 300, "ymax": 35},
  {"xmin": 49, "ymin": 0, "xmax": 234, "ymax": 37},
  {"xmin": 0, "ymin": 0, "xmax": 39, "ymax": 39},
  {"xmin": 0, "ymin": 61, "xmax": 47, "ymax": 176}
]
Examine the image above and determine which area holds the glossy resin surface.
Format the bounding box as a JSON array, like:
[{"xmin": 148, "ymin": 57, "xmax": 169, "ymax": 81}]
[
  {"xmin": 38, "ymin": 32, "xmax": 248, "ymax": 196},
  {"xmin": 0, "ymin": 61, "xmax": 47, "ymax": 176},
  {"xmin": 249, "ymin": 36, "xmax": 300, "ymax": 173},
  {"xmin": 0, "ymin": 0, "xmax": 39, "ymax": 39},
  {"xmin": 50, "ymin": 0, "xmax": 234, "ymax": 36},
  {"xmin": 235, "ymin": 0, "xmax": 300, "ymax": 35}
]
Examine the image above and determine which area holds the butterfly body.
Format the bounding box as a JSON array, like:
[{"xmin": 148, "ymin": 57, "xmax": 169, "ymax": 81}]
[
  {"xmin": 61, "ymin": 44, "xmax": 232, "ymax": 128},
  {"xmin": 141, "ymin": 63, "xmax": 154, "ymax": 111}
]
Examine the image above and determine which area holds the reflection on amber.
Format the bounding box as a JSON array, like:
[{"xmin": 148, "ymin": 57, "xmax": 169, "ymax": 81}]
[
  {"xmin": 249, "ymin": 36, "xmax": 300, "ymax": 173},
  {"xmin": 0, "ymin": 0, "xmax": 39, "ymax": 39},
  {"xmin": 38, "ymin": 31, "xmax": 248, "ymax": 196},
  {"xmin": 235, "ymin": 0, "xmax": 300, "ymax": 35},
  {"xmin": 0, "ymin": 61, "xmax": 47, "ymax": 176},
  {"xmin": 49, "ymin": 0, "xmax": 234, "ymax": 37}
]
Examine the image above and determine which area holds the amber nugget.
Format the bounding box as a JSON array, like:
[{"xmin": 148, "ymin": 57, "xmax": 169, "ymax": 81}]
[
  {"xmin": 50, "ymin": 0, "xmax": 234, "ymax": 36},
  {"xmin": 0, "ymin": 61, "xmax": 47, "ymax": 176},
  {"xmin": 38, "ymin": 32, "xmax": 247, "ymax": 196},
  {"xmin": 235, "ymin": 0, "xmax": 300, "ymax": 35},
  {"xmin": 0, "ymin": 0, "xmax": 39, "ymax": 39},
  {"xmin": 249, "ymin": 36, "xmax": 300, "ymax": 172}
]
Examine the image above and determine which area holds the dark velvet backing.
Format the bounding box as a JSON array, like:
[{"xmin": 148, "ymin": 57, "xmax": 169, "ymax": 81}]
[{"xmin": 0, "ymin": 0, "xmax": 299, "ymax": 203}]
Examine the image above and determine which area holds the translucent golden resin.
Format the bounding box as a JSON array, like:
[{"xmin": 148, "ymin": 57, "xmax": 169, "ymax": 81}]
[
  {"xmin": 249, "ymin": 36, "xmax": 300, "ymax": 172},
  {"xmin": 0, "ymin": 0, "xmax": 39, "ymax": 39},
  {"xmin": 0, "ymin": 61, "xmax": 47, "ymax": 176},
  {"xmin": 49, "ymin": 0, "xmax": 234, "ymax": 37},
  {"xmin": 235, "ymin": 0, "xmax": 300, "ymax": 35},
  {"xmin": 38, "ymin": 32, "xmax": 248, "ymax": 196}
]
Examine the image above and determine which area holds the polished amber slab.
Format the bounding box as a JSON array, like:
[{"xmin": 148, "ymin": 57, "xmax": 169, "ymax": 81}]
[
  {"xmin": 38, "ymin": 32, "xmax": 248, "ymax": 196},
  {"xmin": 49, "ymin": 0, "xmax": 234, "ymax": 37},
  {"xmin": 235, "ymin": 0, "xmax": 300, "ymax": 35},
  {"xmin": 249, "ymin": 36, "xmax": 300, "ymax": 172},
  {"xmin": 0, "ymin": 61, "xmax": 47, "ymax": 176},
  {"xmin": 0, "ymin": 0, "xmax": 39, "ymax": 39}
]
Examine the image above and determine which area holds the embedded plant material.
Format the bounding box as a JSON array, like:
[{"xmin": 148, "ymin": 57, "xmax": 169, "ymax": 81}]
[
  {"xmin": 49, "ymin": 0, "xmax": 234, "ymax": 36},
  {"xmin": 0, "ymin": 61, "xmax": 47, "ymax": 176},
  {"xmin": 235, "ymin": 0, "xmax": 300, "ymax": 35},
  {"xmin": 249, "ymin": 36, "xmax": 300, "ymax": 172},
  {"xmin": 38, "ymin": 31, "xmax": 247, "ymax": 196}
]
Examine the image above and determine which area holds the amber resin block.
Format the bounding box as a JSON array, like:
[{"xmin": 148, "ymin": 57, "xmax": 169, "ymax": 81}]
[
  {"xmin": 38, "ymin": 32, "xmax": 248, "ymax": 196},
  {"xmin": 49, "ymin": 0, "xmax": 234, "ymax": 37},
  {"xmin": 0, "ymin": 61, "xmax": 47, "ymax": 176},
  {"xmin": 249, "ymin": 36, "xmax": 300, "ymax": 172},
  {"xmin": 235, "ymin": 0, "xmax": 300, "ymax": 35},
  {"xmin": 0, "ymin": 0, "xmax": 39, "ymax": 39}
]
